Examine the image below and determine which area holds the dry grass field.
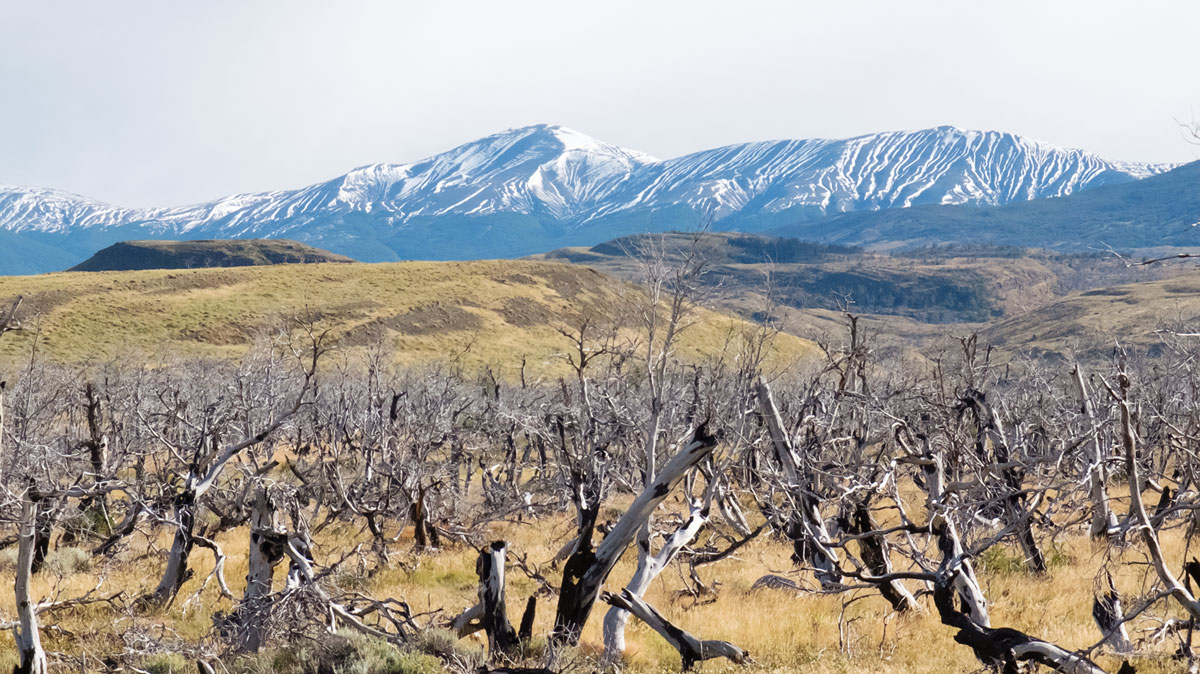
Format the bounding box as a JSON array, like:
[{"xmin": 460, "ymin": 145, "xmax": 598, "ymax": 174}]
[
  {"xmin": 2, "ymin": 258, "xmax": 1198, "ymax": 674},
  {"xmin": 0, "ymin": 485, "xmax": 1187, "ymax": 674},
  {"xmin": 986, "ymin": 268, "xmax": 1200, "ymax": 357},
  {"xmin": 0, "ymin": 260, "xmax": 819, "ymax": 377}
]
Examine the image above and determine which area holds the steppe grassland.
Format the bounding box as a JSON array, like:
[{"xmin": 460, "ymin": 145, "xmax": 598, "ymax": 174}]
[
  {"xmin": 0, "ymin": 260, "xmax": 818, "ymax": 377},
  {"xmin": 0, "ymin": 484, "xmax": 1184, "ymax": 674}
]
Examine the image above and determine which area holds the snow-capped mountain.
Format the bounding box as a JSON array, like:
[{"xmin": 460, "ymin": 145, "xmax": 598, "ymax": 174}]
[
  {"xmin": 0, "ymin": 125, "xmax": 655, "ymax": 236},
  {"xmin": 610, "ymin": 127, "xmax": 1166, "ymax": 220},
  {"xmin": 0, "ymin": 124, "xmax": 1175, "ymax": 273}
]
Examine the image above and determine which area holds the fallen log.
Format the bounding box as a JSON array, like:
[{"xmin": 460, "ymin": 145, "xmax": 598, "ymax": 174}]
[{"xmin": 601, "ymin": 589, "xmax": 748, "ymax": 671}]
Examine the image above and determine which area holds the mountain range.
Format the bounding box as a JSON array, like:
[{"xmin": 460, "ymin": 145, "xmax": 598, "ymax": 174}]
[{"xmin": 0, "ymin": 124, "xmax": 1186, "ymax": 275}]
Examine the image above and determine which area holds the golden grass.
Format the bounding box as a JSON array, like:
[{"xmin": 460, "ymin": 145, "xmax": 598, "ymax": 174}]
[
  {"xmin": 987, "ymin": 268, "xmax": 1200, "ymax": 356},
  {"xmin": 0, "ymin": 260, "xmax": 819, "ymax": 378},
  {"xmin": 0, "ymin": 488, "xmax": 1187, "ymax": 673}
]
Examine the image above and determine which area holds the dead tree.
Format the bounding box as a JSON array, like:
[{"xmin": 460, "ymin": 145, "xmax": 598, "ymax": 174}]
[
  {"xmin": 958, "ymin": 389, "xmax": 1047, "ymax": 575},
  {"xmin": 755, "ymin": 378, "xmax": 841, "ymax": 588},
  {"xmin": 477, "ymin": 541, "xmax": 520, "ymax": 658},
  {"xmin": 13, "ymin": 491, "xmax": 47, "ymax": 674},
  {"xmin": 603, "ymin": 482, "xmax": 711, "ymax": 660},
  {"xmin": 144, "ymin": 341, "xmax": 321, "ymax": 607},
  {"xmin": 602, "ymin": 589, "xmax": 748, "ymax": 670},
  {"xmin": 7, "ymin": 483, "xmax": 121, "ymax": 674},
  {"xmin": 897, "ymin": 425, "xmax": 989, "ymax": 626},
  {"xmin": 1092, "ymin": 571, "xmax": 1132, "ymax": 653},
  {"xmin": 239, "ymin": 487, "xmax": 288, "ymax": 652},
  {"xmin": 1112, "ymin": 378, "xmax": 1200, "ymax": 621},
  {"xmin": 410, "ymin": 483, "xmax": 439, "ymax": 551},
  {"xmin": 0, "ymin": 297, "xmax": 20, "ymax": 485},
  {"xmin": 602, "ymin": 229, "xmax": 710, "ymax": 661},
  {"xmin": 281, "ymin": 536, "xmax": 411, "ymax": 645},
  {"xmin": 1072, "ymin": 365, "xmax": 1118, "ymax": 539},
  {"xmin": 934, "ymin": 571, "xmax": 1107, "ymax": 674},
  {"xmin": 846, "ymin": 497, "xmax": 919, "ymax": 613},
  {"xmin": 553, "ymin": 424, "xmax": 720, "ymax": 645}
]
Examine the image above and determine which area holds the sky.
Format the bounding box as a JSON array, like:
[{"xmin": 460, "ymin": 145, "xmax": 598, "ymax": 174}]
[{"xmin": 3, "ymin": 0, "xmax": 1199, "ymax": 207}]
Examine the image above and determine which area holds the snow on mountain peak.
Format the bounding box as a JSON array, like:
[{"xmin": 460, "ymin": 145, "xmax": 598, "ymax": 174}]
[{"xmin": 0, "ymin": 124, "xmax": 1174, "ymax": 247}]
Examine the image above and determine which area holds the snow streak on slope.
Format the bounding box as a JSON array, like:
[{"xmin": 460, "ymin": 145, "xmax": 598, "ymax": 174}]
[
  {"xmin": 0, "ymin": 124, "xmax": 1171, "ymax": 243},
  {"xmin": 0, "ymin": 125, "xmax": 656, "ymax": 236},
  {"xmin": 599, "ymin": 126, "xmax": 1168, "ymax": 221}
]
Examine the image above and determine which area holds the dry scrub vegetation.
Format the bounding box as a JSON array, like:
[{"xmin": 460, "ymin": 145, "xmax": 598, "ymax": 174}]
[{"xmin": 2, "ymin": 241, "xmax": 1200, "ymax": 674}]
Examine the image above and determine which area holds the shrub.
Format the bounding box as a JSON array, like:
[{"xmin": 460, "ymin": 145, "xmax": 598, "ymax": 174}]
[
  {"xmin": 46, "ymin": 546, "xmax": 91, "ymax": 575},
  {"xmin": 409, "ymin": 627, "xmax": 485, "ymax": 668},
  {"xmin": 141, "ymin": 653, "xmax": 192, "ymax": 674}
]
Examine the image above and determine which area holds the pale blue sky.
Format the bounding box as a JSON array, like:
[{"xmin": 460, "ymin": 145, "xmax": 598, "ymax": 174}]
[{"xmin": 3, "ymin": 0, "xmax": 1198, "ymax": 207}]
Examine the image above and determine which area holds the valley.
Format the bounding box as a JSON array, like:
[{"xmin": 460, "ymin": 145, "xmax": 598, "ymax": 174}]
[{"xmin": 536, "ymin": 232, "xmax": 1200, "ymax": 362}]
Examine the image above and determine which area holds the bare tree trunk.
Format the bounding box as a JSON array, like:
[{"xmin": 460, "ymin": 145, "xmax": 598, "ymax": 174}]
[
  {"xmin": 959, "ymin": 390, "xmax": 1047, "ymax": 575},
  {"xmin": 933, "ymin": 512, "xmax": 989, "ymax": 627},
  {"xmin": 411, "ymin": 484, "xmax": 436, "ymax": 551},
  {"xmin": 1092, "ymin": 571, "xmax": 1132, "ymax": 653},
  {"xmin": 755, "ymin": 379, "xmax": 841, "ymax": 588},
  {"xmin": 150, "ymin": 490, "xmax": 198, "ymax": 605},
  {"xmin": 847, "ymin": 499, "xmax": 918, "ymax": 613},
  {"xmin": 553, "ymin": 425, "xmax": 719, "ymax": 646},
  {"xmin": 239, "ymin": 488, "xmax": 286, "ymax": 652},
  {"xmin": 518, "ymin": 596, "xmax": 536, "ymax": 643},
  {"xmin": 477, "ymin": 541, "xmax": 518, "ymax": 658},
  {"xmin": 1073, "ymin": 366, "xmax": 1117, "ymax": 539},
  {"xmin": 13, "ymin": 493, "xmax": 47, "ymax": 674},
  {"xmin": 28, "ymin": 507, "xmax": 52, "ymax": 577},
  {"xmin": 1117, "ymin": 394, "xmax": 1200, "ymax": 620},
  {"xmin": 285, "ymin": 532, "xmax": 314, "ymax": 591},
  {"xmin": 901, "ymin": 430, "xmax": 990, "ymax": 626},
  {"xmin": 933, "ymin": 572, "xmax": 1105, "ymax": 674},
  {"xmin": 602, "ymin": 494, "xmax": 708, "ymax": 661}
]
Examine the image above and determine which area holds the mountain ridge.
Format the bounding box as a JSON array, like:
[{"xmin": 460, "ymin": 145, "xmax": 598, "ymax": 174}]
[{"xmin": 0, "ymin": 124, "xmax": 1174, "ymax": 274}]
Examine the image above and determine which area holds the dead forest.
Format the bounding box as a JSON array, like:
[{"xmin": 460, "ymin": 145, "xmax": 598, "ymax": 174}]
[{"xmin": 3, "ymin": 261, "xmax": 1200, "ymax": 674}]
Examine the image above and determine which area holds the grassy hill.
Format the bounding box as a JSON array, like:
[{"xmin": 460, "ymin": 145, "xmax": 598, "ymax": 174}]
[
  {"xmin": 986, "ymin": 267, "xmax": 1200, "ymax": 358},
  {"xmin": 536, "ymin": 232, "xmax": 1186, "ymax": 323},
  {"xmin": 0, "ymin": 260, "xmax": 818, "ymax": 376},
  {"xmin": 68, "ymin": 239, "xmax": 354, "ymax": 272},
  {"xmin": 535, "ymin": 232, "xmax": 1200, "ymax": 362}
]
